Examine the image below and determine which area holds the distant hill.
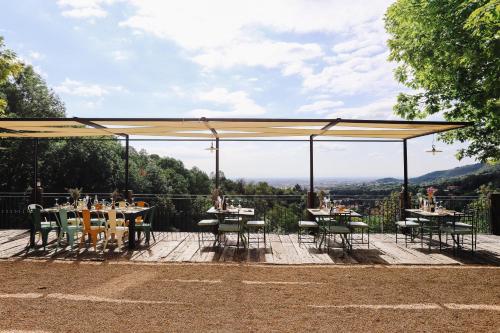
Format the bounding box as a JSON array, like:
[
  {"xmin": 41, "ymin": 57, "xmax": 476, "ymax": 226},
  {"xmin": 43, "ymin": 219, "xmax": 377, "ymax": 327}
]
[
  {"xmin": 411, "ymin": 163, "xmax": 487, "ymax": 184},
  {"xmin": 374, "ymin": 163, "xmax": 499, "ymax": 185}
]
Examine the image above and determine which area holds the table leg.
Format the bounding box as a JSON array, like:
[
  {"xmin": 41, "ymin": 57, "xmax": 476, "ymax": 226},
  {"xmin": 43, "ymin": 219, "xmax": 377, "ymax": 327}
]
[{"xmin": 128, "ymin": 212, "xmax": 136, "ymax": 249}]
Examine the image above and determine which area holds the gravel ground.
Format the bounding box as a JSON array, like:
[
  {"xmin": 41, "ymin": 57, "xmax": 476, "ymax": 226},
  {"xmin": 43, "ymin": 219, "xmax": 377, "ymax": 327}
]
[{"xmin": 0, "ymin": 260, "xmax": 499, "ymax": 332}]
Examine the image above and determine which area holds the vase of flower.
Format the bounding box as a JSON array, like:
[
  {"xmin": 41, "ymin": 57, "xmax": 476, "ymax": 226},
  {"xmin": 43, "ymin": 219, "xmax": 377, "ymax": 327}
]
[{"xmin": 426, "ymin": 187, "xmax": 438, "ymax": 212}]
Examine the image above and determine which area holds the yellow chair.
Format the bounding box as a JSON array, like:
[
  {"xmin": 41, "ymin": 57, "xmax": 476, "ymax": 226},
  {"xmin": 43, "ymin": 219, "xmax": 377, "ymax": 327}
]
[
  {"xmin": 79, "ymin": 209, "xmax": 105, "ymax": 251},
  {"xmin": 103, "ymin": 210, "xmax": 128, "ymax": 251}
]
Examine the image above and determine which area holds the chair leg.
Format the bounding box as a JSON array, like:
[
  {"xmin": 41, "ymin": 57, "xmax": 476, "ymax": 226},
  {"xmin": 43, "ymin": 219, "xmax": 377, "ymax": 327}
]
[{"xmin": 91, "ymin": 233, "xmax": 98, "ymax": 251}]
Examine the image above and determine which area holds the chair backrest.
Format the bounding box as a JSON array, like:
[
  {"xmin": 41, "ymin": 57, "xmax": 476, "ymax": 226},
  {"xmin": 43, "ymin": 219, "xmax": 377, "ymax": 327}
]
[
  {"xmin": 107, "ymin": 209, "xmax": 117, "ymax": 233},
  {"xmin": 82, "ymin": 209, "xmax": 91, "ymax": 232},
  {"xmin": 28, "ymin": 204, "xmax": 43, "ymax": 213},
  {"xmin": 135, "ymin": 201, "xmax": 149, "ymax": 207},
  {"xmin": 144, "ymin": 207, "xmax": 155, "ymax": 226},
  {"xmin": 335, "ymin": 212, "xmax": 351, "ymax": 225},
  {"xmin": 116, "ymin": 211, "xmax": 126, "ymax": 226},
  {"xmin": 316, "ymin": 215, "xmax": 335, "ymax": 227},
  {"xmin": 223, "ymin": 211, "xmax": 240, "ymax": 222},
  {"xmin": 30, "ymin": 207, "xmax": 42, "ymax": 231},
  {"xmin": 58, "ymin": 208, "xmax": 69, "ymax": 231}
]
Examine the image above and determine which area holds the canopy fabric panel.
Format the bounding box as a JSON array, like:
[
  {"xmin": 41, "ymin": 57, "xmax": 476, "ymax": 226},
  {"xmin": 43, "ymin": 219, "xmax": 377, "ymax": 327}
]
[{"xmin": 0, "ymin": 118, "xmax": 470, "ymax": 140}]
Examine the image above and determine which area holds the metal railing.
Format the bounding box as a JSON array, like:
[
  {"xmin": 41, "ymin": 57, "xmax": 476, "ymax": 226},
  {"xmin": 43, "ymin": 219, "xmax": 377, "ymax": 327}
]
[{"xmin": 0, "ymin": 192, "xmax": 492, "ymax": 233}]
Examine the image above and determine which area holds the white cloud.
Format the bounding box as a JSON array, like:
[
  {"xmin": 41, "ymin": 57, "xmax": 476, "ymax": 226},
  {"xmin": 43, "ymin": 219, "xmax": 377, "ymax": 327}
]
[
  {"xmin": 298, "ymin": 18, "xmax": 399, "ymax": 95},
  {"xmin": 120, "ymin": 1, "xmax": 392, "ymax": 49},
  {"xmin": 326, "ymin": 97, "xmax": 398, "ymax": 120},
  {"xmin": 57, "ymin": 0, "xmax": 121, "ymax": 19},
  {"xmin": 316, "ymin": 142, "xmax": 347, "ymax": 152},
  {"xmin": 118, "ymin": 0, "xmax": 391, "ymax": 78},
  {"xmin": 192, "ymin": 40, "xmax": 323, "ymax": 72},
  {"xmin": 111, "ymin": 50, "xmax": 129, "ymax": 61},
  {"xmin": 55, "ymin": 78, "xmax": 125, "ymax": 97},
  {"xmin": 188, "ymin": 88, "xmax": 265, "ymax": 117},
  {"xmin": 297, "ymin": 100, "xmax": 344, "ymax": 114},
  {"xmin": 28, "ymin": 51, "xmax": 43, "ymax": 60}
]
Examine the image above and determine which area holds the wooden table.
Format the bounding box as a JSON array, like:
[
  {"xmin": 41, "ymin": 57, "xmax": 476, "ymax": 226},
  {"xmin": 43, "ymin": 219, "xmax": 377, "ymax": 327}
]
[
  {"xmin": 207, "ymin": 207, "xmax": 254, "ymax": 247},
  {"xmin": 307, "ymin": 208, "xmax": 362, "ymax": 248},
  {"xmin": 405, "ymin": 208, "xmax": 463, "ymax": 217},
  {"xmin": 307, "ymin": 208, "xmax": 362, "ymax": 218},
  {"xmin": 207, "ymin": 207, "xmax": 255, "ymax": 216},
  {"xmin": 38, "ymin": 206, "xmax": 150, "ymax": 249},
  {"xmin": 405, "ymin": 208, "xmax": 463, "ymax": 250}
]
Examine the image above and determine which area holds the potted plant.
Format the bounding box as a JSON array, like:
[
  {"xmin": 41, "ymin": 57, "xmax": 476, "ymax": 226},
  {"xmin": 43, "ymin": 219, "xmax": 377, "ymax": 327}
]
[
  {"xmin": 68, "ymin": 188, "xmax": 82, "ymax": 208},
  {"xmin": 211, "ymin": 188, "xmax": 221, "ymax": 209},
  {"xmin": 111, "ymin": 189, "xmax": 122, "ymax": 206},
  {"xmin": 317, "ymin": 190, "xmax": 326, "ymax": 209}
]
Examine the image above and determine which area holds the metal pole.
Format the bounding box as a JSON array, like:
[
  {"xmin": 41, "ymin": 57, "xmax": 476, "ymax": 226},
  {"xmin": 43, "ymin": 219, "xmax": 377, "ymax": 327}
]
[
  {"xmin": 215, "ymin": 138, "xmax": 220, "ymax": 189},
  {"xmin": 125, "ymin": 135, "xmax": 129, "ymax": 194},
  {"xmin": 403, "ymin": 139, "xmax": 409, "ymax": 218},
  {"xmin": 307, "ymin": 135, "xmax": 315, "ymax": 210},
  {"xmin": 309, "ymin": 136, "xmax": 314, "ymax": 194},
  {"xmin": 33, "ymin": 138, "xmax": 38, "ymax": 204},
  {"xmin": 29, "ymin": 138, "xmax": 38, "ymax": 248}
]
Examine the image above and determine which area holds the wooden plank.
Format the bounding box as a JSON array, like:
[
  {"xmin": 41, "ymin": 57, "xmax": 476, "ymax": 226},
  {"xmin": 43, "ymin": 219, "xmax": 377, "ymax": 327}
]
[{"xmin": 286, "ymin": 234, "xmax": 319, "ymax": 264}]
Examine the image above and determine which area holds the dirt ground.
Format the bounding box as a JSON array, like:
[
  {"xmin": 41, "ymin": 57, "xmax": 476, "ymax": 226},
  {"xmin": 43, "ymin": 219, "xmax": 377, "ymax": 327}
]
[{"xmin": 0, "ymin": 260, "xmax": 499, "ymax": 332}]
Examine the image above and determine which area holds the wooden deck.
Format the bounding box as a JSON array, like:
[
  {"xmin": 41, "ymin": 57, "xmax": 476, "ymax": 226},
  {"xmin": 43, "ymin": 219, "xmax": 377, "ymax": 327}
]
[{"xmin": 1, "ymin": 229, "xmax": 499, "ymax": 265}]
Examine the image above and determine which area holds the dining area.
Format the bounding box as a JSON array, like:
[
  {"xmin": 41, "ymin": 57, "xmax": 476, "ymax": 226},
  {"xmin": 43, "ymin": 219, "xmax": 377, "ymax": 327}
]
[{"xmin": 27, "ymin": 198, "xmax": 154, "ymax": 253}]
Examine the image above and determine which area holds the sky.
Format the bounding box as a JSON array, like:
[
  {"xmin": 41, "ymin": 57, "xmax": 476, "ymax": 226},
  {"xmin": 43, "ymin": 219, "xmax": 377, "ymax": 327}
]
[{"xmin": 0, "ymin": 0, "xmax": 476, "ymax": 179}]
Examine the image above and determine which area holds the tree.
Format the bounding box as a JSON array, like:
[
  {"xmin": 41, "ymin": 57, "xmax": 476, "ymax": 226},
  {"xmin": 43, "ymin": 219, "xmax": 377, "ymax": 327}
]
[
  {"xmin": 0, "ymin": 36, "xmax": 22, "ymax": 114},
  {"xmin": 2, "ymin": 65, "xmax": 65, "ymax": 118},
  {"xmin": 0, "ymin": 64, "xmax": 66, "ymax": 191},
  {"xmin": 385, "ymin": 0, "xmax": 500, "ymax": 162}
]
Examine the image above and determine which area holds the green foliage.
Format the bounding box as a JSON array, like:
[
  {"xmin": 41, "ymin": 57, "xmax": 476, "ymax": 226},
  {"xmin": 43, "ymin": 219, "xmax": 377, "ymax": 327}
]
[
  {"xmin": 385, "ymin": 0, "xmax": 500, "ymax": 162},
  {"xmin": 0, "ymin": 37, "xmax": 23, "ymax": 114},
  {"xmin": 1, "ymin": 65, "xmax": 65, "ymax": 118}
]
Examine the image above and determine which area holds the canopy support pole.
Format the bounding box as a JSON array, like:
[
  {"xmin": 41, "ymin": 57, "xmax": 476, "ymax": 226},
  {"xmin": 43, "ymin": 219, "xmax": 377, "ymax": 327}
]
[
  {"xmin": 403, "ymin": 139, "xmax": 409, "ymax": 219},
  {"xmin": 307, "ymin": 135, "xmax": 315, "ymax": 210},
  {"xmin": 215, "ymin": 138, "xmax": 220, "ymax": 189},
  {"xmin": 29, "ymin": 138, "xmax": 39, "ymax": 248},
  {"xmin": 33, "ymin": 138, "xmax": 38, "ymax": 204},
  {"xmin": 124, "ymin": 134, "xmax": 130, "ymax": 202}
]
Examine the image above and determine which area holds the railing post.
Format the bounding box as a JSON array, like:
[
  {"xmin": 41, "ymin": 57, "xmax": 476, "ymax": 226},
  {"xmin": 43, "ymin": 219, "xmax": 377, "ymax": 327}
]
[{"xmin": 490, "ymin": 193, "xmax": 500, "ymax": 235}]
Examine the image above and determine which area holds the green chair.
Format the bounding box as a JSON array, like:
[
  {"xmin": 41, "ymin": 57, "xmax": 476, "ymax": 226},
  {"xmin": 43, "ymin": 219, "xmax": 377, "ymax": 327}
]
[
  {"xmin": 197, "ymin": 219, "xmax": 219, "ymax": 250},
  {"xmin": 246, "ymin": 217, "xmax": 267, "ymax": 248},
  {"xmin": 298, "ymin": 220, "xmax": 319, "ymax": 245},
  {"xmin": 56, "ymin": 208, "xmax": 82, "ymax": 251},
  {"xmin": 440, "ymin": 211, "xmax": 476, "ymax": 254},
  {"xmin": 135, "ymin": 207, "xmax": 156, "ymax": 244},
  {"xmin": 395, "ymin": 219, "xmax": 420, "ymax": 247},
  {"xmin": 29, "ymin": 207, "xmax": 58, "ymax": 251},
  {"xmin": 218, "ymin": 212, "xmax": 244, "ymax": 248},
  {"xmin": 320, "ymin": 212, "xmax": 352, "ymax": 253}
]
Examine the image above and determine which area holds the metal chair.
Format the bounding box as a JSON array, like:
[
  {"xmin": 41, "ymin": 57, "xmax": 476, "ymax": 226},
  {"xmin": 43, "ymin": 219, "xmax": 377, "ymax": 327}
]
[
  {"xmin": 348, "ymin": 219, "xmax": 370, "ymax": 248},
  {"xmin": 406, "ymin": 217, "xmax": 429, "ymax": 248},
  {"xmin": 320, "ymin": 212, "xmax": 352, "ymax": 253},
  {"xmin": 440, "ymin": 211, "xmax": 476, "ymax": 254},
  {"xmin": 395, "ymin": 219, "xmax": 420, "ymax": 247},
  {"xmin": 218, "ymin": 212, "xmax": 244, "ymax": 248},
  {"xmin": 246, "ymin": 217, "xmax": 267, "ymax": 248},
  {"xmin": 297, "ymin": 220, "xmax": 318, "ymax": 245},
  {"xmin": 28, "ymin": 207, "xmax": 58, "ymax": 251},
  {"xmin": 135, "ymin": 207, "xmax": 156, "ymax": 244},
  {"xmin": 197, "ymin": 219, "xmax": 219, "ymax": 250}
]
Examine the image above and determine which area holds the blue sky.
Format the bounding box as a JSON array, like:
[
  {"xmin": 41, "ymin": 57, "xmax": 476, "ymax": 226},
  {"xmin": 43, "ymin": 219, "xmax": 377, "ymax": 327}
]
[{"xmin": 1, "ymin": 0, "xmax": 475, "ymax": 178}]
